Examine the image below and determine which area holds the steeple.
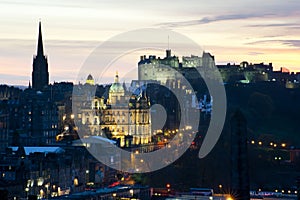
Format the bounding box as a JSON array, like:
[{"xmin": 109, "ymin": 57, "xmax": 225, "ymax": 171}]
[
  {"xmin": 32, "ymin": 21, "xmax": 49, "ymax": 91},
  {"xmin": 37, "ymin": 21, "xmax": 44, "ymax": 56}
]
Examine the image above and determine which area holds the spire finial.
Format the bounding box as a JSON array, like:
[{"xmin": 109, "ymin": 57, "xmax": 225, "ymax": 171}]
[{"xmin": 114, "ymin": 71, "xmax": 119, "ymax": 83}]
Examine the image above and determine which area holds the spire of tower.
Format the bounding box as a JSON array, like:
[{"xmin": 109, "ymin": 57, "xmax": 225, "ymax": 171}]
[
  {"xmin": 37, "ymin": 21, "xmax": 44, "ymax": 56},
  {"xmin": 114, "ymin": 71, "xmax": 119, "ymax": 83},
  {"xmin": 32, "ymin": 20, "xmax": 49, "ymax": 91}
]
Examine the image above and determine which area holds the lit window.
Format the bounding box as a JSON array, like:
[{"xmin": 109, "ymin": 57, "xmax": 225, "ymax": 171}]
[{"xmin": 74, "ymin": 177, "xmax": 79, "ymax": 186}]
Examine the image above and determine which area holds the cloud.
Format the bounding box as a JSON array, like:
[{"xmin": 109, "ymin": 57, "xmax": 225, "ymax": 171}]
[
  {"xmin": 247, "ymin": 23, "xmax": 300, "ymax": 28},
  {"xmin": 248, "ymin": 52, "xmax": 264, "ymax": 56},
  {"xmin": 157, "ymin": 13, "xmax": 270, "ymax": 28},
  {"xmin": 281, "ymin": 40, "xmax": 300, "ymax": 48},
  {"xmin": 247, "ymin": 40, "xmax": 300, "ymax": 48}
]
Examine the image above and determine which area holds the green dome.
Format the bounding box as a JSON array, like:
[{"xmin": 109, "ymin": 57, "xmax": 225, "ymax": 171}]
[
  {"xmin": 109, "ymin": 72, "xmax": 124, "ymax": 93},
  {"xmin": 109, "ymin": 82, "xmax": 124, "ymax": 93}
]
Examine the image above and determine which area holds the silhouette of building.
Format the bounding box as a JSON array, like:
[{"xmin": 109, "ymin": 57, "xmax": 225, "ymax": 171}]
[
  {"xmin": 32, "ymin": 21, "xmax": 49, "ymax": 91},
  {"xmin": 0, "ymin": 85, "xmax": 22, "ymax": 100},
  {"xmin": 0, "ymin": 113, "xmax": 9, "ymax": 152},
  {"xmin": 230, "ymin": 109, "xmax": 250, "ymax": 200},
  {"xmin": 18, "ymin": 89, "xmax": 58, "ymax": 145}
]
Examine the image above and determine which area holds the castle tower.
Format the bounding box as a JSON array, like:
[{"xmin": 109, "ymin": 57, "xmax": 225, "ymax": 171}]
[{"xmin": 32, "ymin": 21, "xmax": 49, "ymax": 90}]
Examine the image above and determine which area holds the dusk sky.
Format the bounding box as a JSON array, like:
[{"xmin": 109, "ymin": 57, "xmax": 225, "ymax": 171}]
[{"xmin": 1, "ymin": 0, "xmax": 300, "ymax": 85}]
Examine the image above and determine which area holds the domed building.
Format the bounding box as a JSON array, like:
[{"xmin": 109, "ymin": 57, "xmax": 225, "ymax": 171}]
[
  {"xmin": 86, "ymin": 74, "xmax": 95, "ymax": 85},
  {"xmin": 79, "ymin": 72, "xmax": 152, "ymax": 147},
  {"xmin": 108, "ymin": 72, "xmax": 125, "ymax": 104}
]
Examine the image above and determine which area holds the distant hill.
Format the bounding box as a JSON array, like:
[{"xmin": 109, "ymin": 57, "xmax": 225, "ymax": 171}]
[{"xmin": 12, "ymin": 85, "xmax": 27, "ymax": 90}]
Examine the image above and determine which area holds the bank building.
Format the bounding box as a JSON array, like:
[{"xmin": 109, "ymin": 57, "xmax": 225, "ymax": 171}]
[{"xmin": 80, "ymin": 72, "xmax": 152, "ymax": 147}]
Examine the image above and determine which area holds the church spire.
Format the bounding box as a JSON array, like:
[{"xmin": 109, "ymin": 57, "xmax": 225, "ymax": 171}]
[
  {"xmin": 37, "ymin": 21, "xmax": 44, "ymax": 56},
  {"xmin": 32, "ymin": 21, "xmax": 49, "ymax": 91}
]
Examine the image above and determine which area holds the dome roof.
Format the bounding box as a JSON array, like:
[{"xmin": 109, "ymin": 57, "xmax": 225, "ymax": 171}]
[
  {"xmin": 86, "ymin": 74, "xmax": 95, "ymax": 85},
  {"xmin": 109, "ymin": 82, "xmax": 124, "ymax": 93},
  {"xmin": 87, "ymin": 74, "xmax": 94, "ymax": 80},
  {"xmin": 109, "ymin": 72, "xmax": 124, "ymax": 93}
]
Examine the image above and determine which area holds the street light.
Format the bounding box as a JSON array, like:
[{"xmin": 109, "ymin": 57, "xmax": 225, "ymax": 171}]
[{"xmin": 25, "ymin": 187, "xmax": 29, "ymax": 198}]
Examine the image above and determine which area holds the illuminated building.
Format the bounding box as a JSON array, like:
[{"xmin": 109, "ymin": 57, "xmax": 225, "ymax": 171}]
[
  {"xmin": 86, "ymin": 74, "xmax": 95, "ymax": 85},
  {"xmin": 138, "ymin": 49, "xmax": 216, "ymax": 85},
  {"xmin": 79, "ymin": 73, "xmax": 152, "ymax": 147}
]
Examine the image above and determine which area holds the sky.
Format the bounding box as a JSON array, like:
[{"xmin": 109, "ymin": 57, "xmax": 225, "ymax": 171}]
[{"xmin": 0, "ymin": 0, "xmax": 300, "ymax": 85}]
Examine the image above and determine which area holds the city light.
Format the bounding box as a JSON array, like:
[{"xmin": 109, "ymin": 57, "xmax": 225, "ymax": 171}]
[
  {"xmin": 1, "ymin": 15, "xmax": 300, "ymax": 200},
  {"xmin": 129, "ymin": 189, "xmax": 134, "ymax": 196},
  {"xmin": 73, "ymin": 178, "xmax": 79, "ymax": 186},
  {"xmin": 40, "ymin": 189, "xmax": 44, "ymax": 198}
]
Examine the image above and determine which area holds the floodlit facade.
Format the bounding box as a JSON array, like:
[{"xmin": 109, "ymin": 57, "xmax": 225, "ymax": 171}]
[{"xmin": 79, "ymin": 73, "xmax": 152, "ymax": 147}]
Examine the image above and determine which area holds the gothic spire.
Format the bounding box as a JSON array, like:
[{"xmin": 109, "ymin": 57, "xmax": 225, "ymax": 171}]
[{"xmin": 37, "ymin": 21, "xmax": 44, "ymax": 56}]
